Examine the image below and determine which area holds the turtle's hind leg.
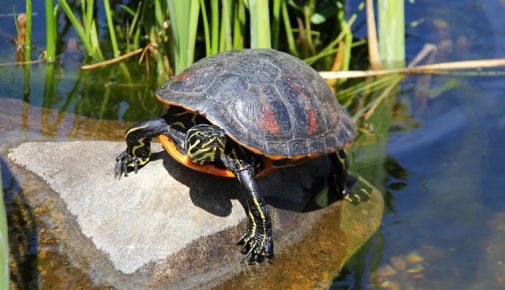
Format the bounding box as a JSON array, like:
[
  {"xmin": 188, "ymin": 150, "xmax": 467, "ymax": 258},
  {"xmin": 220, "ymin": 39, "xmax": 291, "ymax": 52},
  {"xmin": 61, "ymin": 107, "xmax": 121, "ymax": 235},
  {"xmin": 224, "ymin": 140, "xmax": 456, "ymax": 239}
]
[
  {"xmin": 330, "ymin": 150, "xmax": 358, "ymax": 203},
  {"xmin": 115, "ymin": 117, "xmax": 171, "ymax": 178}
]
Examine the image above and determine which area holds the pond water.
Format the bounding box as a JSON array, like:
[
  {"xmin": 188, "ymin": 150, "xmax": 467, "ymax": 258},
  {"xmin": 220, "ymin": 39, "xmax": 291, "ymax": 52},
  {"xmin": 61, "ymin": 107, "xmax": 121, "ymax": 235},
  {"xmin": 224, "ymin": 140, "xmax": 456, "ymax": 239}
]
[
  {"xmin": 1, "ymin": 0, "xmax": 505, "ymax": 289},
  {"xmin": 336, "ymin": 1, "xmax": 505, "ymax": 289}
]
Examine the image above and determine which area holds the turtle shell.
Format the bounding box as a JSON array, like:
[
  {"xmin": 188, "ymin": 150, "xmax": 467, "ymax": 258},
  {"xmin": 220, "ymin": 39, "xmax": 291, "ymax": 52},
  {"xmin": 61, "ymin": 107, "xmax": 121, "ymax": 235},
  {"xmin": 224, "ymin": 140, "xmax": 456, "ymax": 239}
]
[{"xmin": 156, "ymin": 49, "xmax": 356, "ymax": 160}]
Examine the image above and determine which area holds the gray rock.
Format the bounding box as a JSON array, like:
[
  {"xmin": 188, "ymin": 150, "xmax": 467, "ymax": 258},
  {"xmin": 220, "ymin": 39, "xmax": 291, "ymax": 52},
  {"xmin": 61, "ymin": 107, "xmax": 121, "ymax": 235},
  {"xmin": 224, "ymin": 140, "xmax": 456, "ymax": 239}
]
[
  {"xmin": 9, "ymin": 141, "xmax": 246, "ymax": 274},
  {"xmin": 8, "ymin": 140, "xmax": 347, "ymax": 287}
]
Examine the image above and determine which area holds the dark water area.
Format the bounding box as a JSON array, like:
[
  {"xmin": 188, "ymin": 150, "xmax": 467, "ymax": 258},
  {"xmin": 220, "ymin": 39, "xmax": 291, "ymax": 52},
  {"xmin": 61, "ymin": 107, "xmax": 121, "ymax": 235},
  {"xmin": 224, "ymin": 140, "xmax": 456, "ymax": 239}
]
[{"xmin": 1, "ymin": 0, "xmax": 505, "ymax": 289}]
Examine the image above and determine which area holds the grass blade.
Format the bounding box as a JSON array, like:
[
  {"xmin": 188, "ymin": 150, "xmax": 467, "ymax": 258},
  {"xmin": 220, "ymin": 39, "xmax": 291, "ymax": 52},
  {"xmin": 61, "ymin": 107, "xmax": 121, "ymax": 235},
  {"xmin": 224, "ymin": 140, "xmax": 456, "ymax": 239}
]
[
  {"xmin": 378, "ymin": 0, "xmax": 405, "ymax": 68},
  {"xmin": 248, "ymin": 0, "xmax": 271, "ymax": 48},
  {"xmin": 45, "ymin": 0, "xmax": 56, "ymax": 62},
  {"xmin": 211, "ymin": 0, "xmax": 220, "ymax": 54},
  {"xmin": 24, "ymin": 0, "xmax": 32, "ymax": 61},
  {"xmin": 219, "ymin": 0, "xmax": 232, "ymax": 51},
  {"xmin": 167, "ymin": 0, "xmax": 200, "ymax": 73},
  {"xmin": 233, "ymin": 0, "xmax": 245, "ymax": 49},
  {"xmin": 281, "ymin": 1, "xmax": 299, "ymax": 57},
  {"xmin": 199, "ymin": 0, "xmax": 212, "ymax": 55},
  {"xmin": 59, "ymin": 0, "xmax": 103, "ymax": 60},
  {"xmin": 104, "ymin": 0, "xmax": 120, "ymax": 58},
  {"xmin": 271, "ymin": 0, "xmax": 282, "ymax": 49}
]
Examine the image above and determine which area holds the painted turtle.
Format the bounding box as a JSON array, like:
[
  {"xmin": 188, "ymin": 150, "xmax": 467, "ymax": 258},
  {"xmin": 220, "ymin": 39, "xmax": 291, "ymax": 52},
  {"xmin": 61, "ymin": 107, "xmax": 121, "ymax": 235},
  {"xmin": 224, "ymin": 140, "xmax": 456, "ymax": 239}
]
[{"xmin": 115, "ymin": 49, "xmax": 357, "ymax": 263}]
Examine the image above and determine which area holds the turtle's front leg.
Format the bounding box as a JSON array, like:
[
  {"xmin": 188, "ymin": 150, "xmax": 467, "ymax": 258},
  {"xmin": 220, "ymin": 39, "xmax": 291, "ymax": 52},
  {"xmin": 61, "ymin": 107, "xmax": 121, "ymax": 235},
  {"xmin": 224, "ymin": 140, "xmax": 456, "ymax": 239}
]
[
  {"xmin": 115, "ymin": 117, "xmax": 172, "ymax": 178},
  {"xmin": 234, "ymin": 168, "xmax": 273, "ymax": 263}
]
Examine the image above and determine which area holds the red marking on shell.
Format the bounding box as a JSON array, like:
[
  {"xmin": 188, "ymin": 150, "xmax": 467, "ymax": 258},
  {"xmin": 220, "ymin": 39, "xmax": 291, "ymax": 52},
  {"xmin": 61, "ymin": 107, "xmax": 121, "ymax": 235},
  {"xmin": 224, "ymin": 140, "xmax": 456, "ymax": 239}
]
[
  {"xmin": 175, "ymin": 69, "xmax": 196, "ymax": 82},
  {"xmin": 258, "ymin": 94, "xmax": 281, "ymax": 135},
  {"xmin": 307, "ymin": 107, "xmax": 318, "ymax": 135},
  {"xmin": 288, "ymin": 78, "xmax": 303, "ymax": 96}
]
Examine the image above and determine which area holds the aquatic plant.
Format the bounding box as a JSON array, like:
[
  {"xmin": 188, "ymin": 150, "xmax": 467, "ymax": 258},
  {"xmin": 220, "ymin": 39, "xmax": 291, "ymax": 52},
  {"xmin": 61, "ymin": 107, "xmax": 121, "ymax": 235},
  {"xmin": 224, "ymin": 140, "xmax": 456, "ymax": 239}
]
[{"xmin": 44, "ymin": 0, "xmax": 57, "ymax": 62}]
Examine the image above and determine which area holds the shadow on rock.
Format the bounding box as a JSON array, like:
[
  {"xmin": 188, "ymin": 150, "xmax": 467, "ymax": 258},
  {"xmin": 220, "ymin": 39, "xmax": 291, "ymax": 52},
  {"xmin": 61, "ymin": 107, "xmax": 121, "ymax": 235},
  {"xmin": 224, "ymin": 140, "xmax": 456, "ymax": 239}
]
[
  {"xmin": 151, "ymin": 150, "xmax": 341, "ymax": 217},
  {"xmin": 1, "ymin": 157, "xmax": 39, "ymax": 289}
]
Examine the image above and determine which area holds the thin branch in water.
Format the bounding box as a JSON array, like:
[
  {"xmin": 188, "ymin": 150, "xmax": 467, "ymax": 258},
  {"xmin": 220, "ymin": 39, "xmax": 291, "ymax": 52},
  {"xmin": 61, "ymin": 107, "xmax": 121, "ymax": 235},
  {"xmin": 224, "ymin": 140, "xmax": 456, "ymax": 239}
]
[
  {"xmin": 80, "ymin": 48, "xmax": 145, "ymax": 70},
  {"xmin": 408, "ymin": 43, "xmax": 437, "ymax": 67},
  {"xmin": 0, "ymin": 54, "xmax": 46, "ymax": 67},
  {"xmin": 319, "ymin": 57, "xmax": 505, "ymax": 79}
]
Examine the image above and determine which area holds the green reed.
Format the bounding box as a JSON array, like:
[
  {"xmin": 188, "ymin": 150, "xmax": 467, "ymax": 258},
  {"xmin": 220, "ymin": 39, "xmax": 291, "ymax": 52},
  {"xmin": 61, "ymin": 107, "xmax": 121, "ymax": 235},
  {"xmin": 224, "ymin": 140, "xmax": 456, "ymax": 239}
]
[
  {"xmin": 44, "ymin": 0, "xmax": 56, "ymax": 62},
  {"xmin": 119, "ymin": 2, "xmax": 143, "ymax": 51},
  {"xmin": 24, "ymin": 0, "xmax": 32, "ymax": 62},
  {"xmin": 248, "ymin": 0, "xmax": 271, "ymax": 48},
  {"xmin": 271, "ymin": 0, "xmax": 282, "ymax": 49},
  {"xmin": 233, "ymin": 0, "xmax": 246, "ymax": 49},
  {"xmin": 104, "ymin": 0, "xmax": 120, "ymax": 58},
  {"xmin": 200, "ymin": 0, "xmax": 247, "ymax": 56},
  {"xmin": 211, "ymin": 0, "xmax": 220, "ymax": 53},
  {"xmin": 59, "ymin": 0, "xmax": 104, "ymax": 60},
  {"xmin": 167, "ymin": 0, "xmax": 200, "ymax": 73},
  {"xmin": 378, "ymin": 0, "xmax": 405, "ymax": 68},
  {"xmin": 281, "ymin": 0, "xmax": 299, "ymax": 57},
  {"xmin": 38, "ymin": 0, "xmax": 409, "ymax": 108},
  {"xmin": 219, "ymin": 0, "xmax": 233, "ymax": 51}
]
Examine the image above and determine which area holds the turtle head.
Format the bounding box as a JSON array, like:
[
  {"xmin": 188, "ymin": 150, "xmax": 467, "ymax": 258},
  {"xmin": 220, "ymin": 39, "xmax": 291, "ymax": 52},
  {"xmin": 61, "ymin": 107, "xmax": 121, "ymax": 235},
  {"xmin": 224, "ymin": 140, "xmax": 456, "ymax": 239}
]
[{"xmin": 186, "ymin": 124, "xmax": 227, "ymax": 164}]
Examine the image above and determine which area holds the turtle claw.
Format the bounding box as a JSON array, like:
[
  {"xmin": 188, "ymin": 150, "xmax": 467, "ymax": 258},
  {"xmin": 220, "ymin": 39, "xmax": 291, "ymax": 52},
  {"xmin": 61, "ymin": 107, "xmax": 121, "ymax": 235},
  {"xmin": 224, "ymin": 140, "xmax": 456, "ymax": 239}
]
[
  {"xmin": 114, "ymin": 151, "xmax": 141, "ymax": 179},
  {"xmin": 343, "ymin": 187, "xmax": 370, "ymax": 204},
  {"xmin": 340, "ymin": 174, "xmax": 365, "ymax": 204},
  {"xmin": 343, "ymin": 191, "xmax": 361, "ymax": 204},
  {"xmin": 242, "ymin": 245, "xmax": 267, "ymax": 264},
  {"xmin": 236, "ymin": 232, "xmax": 248, "ymax": 246},
  {"xmin": 237, "ymin": 231, "xmax": 273, "ymax": 264}
]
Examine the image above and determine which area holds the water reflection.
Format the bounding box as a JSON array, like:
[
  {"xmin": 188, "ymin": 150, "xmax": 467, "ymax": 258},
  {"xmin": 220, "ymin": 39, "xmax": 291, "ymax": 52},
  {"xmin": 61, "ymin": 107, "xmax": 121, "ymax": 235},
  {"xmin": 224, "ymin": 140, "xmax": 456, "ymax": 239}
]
[{"xmin": 1, "ymin": 157, "xmax": 38, "ymax": 288}]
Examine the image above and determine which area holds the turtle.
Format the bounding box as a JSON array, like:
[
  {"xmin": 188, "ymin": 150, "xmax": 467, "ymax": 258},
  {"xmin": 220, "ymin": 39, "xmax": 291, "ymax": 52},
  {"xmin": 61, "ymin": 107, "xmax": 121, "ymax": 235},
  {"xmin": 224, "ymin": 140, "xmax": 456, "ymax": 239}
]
[{"xmin": 115, "ymin": 48, "xmax": 357, "ymax": 264}]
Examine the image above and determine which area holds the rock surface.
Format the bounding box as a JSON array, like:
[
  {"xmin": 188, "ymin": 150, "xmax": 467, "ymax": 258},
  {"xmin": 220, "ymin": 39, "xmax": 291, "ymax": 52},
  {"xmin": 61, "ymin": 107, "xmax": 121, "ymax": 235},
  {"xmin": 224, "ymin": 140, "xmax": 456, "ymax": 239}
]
[
  {"xmin": 5, "ymin": 140, "xmax": 332, "ymax": 287},
  {"xmin": 9, "ymin": 141, "xmax": 246, "ymax": 274}
]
